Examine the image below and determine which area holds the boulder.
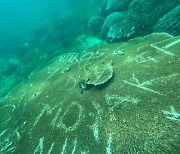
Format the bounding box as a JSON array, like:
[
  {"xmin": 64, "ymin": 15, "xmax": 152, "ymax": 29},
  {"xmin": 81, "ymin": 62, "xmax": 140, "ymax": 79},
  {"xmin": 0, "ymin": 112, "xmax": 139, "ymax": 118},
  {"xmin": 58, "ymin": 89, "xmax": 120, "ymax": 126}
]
[
  {"xmin": 0, "ymin": 33, "xmax": 179, "ymax": 153},
  {"xmin": 153, "ymin": 5, "xmax": 180, "ymax": 36}
]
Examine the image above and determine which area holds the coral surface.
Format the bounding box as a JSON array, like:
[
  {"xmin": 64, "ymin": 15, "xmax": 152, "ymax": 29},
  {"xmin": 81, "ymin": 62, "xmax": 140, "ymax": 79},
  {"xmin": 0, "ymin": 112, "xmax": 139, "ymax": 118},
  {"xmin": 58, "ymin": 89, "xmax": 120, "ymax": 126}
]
[{"xmin": 0, "ymin": 33, "xmax": 180, "ymax": 153}]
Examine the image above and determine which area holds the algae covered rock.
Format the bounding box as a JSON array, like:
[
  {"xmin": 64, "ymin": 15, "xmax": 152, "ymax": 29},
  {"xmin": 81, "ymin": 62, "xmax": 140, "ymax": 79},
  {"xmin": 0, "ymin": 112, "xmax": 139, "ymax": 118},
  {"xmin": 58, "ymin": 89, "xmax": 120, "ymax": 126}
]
[
  {"xmin": 0, "ymin": 33, "xmax": 180, "ymax": 153},
  {"xmin": 107, "ymin": 20, "xmax": 135, "ymax": 41},
  {"xmin": 101, "ymin": 12, "xmax": 124, "ymax": 38},
  {"xmin": 127, "ymin": 0, "xmax": 179, "ymax": 36},
  {"xmin": 98, "ymin": 0, "xmax": 180, "ymax": 42},
  {"xmin": 153, "ymin": 5, "xmax": 180, "ymax": 36},
  {"xmin": 106, "ymin": 0, "xmax": 121, "ymax": 12},
  {"xmin": 100, "ymin": 0, "xmax": 132, "ymax": 16},
  {"xmin": 88, "ymin": 16, "xmax": 104, "ymax": 34},
  {"xmin": 106, "ymin": 0, "xmax": 132, "ymax": 12}
]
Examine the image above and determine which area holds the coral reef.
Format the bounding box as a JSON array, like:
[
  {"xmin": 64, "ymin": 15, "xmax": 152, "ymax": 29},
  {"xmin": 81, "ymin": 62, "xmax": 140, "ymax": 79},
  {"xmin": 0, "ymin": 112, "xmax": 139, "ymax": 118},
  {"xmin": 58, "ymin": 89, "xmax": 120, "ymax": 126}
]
[
  {"xmin": 1, "ymin": 0, "xmax": 180, "ymax": 100},
  {"xmin": 90, "ymin": 0, "xmax": 180, "ymax": 42}
]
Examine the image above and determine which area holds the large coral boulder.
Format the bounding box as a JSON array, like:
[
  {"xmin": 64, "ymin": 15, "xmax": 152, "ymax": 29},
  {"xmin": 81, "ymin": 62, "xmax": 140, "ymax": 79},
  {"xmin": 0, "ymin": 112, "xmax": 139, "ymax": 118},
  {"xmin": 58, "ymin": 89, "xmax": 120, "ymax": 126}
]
[
  {"xmin": 101, "ymin": 12, "xmax": 124, "ymax": 38},
  {"xmin": 99, "ymin": 0, "xmax": 180, "ymax": 42},
  {"xmin": 0, "ymin": 33, "xmax": 180, "ymax": 153},
  {"xmin": 88, "ymin": 16, "xmax": 104, "ymax": 35},
  {"xmin": 106, "ymin": 0, "xmax": 132, "ymax": 12},
  {"xmin": 153, "ymin": 5, "xmax": 180, "ymax": 36}
]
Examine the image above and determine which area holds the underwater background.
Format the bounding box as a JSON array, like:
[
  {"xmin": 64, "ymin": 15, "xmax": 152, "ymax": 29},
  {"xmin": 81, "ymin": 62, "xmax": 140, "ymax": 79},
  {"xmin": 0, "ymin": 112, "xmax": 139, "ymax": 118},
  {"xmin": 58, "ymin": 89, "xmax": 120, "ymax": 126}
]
[{"xmin": 0, "ymin": 0, "xmax": 180, "ymax": 153}]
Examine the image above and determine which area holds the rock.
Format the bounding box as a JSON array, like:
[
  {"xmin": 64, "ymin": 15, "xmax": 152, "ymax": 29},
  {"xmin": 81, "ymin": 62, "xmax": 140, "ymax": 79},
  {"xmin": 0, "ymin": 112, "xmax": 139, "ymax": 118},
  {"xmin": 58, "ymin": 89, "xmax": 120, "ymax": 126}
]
[
  {"xmin": 106, "ymin": 0, "xmax": 121, "ymax": 11},
  {"xmin": 101, "ymin": 0, "xmax": 180, "ymax": 42},
  {"xmin": 99, "ymin": 0, "xmax": 132, "ymax": 17},
  {"xmin": 127, "ymin": 0, "xmax": 179, "ymax": 36},
  {"xmin": 75, "ymin": 35, "xmax": 104, "ymax": 50},
  {"xmin": 153, "ymin": 5, "xmax": 180, "ymax": 36},
  {"xmin": 99, "ymin": 0, "xmax": 111, "ymax": 17},
  {"xmin": 88, "ymin": 16, "xmax": 104, "ymax": 34},
  {"xmin": 107, "ymin": 20, "xmax": 135, "ymax": 42},
  {"xmin": 106, "ymin": 0, "xmax": 132, "ymax": 12},
  {"xmin": 101, "ymin": 12, "xmax": 124, "ymax": 38}
]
